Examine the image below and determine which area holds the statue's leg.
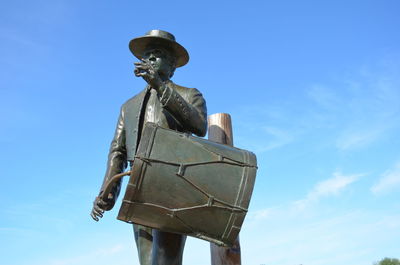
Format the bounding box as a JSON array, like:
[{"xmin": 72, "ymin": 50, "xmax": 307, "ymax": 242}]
[
  {"xmin": 151, "ymin": 230, "xmax": 186, "ymax": 265},
  {"xmin": 133, "ymin": 224, "xmax": 153, "ymax": 265}
]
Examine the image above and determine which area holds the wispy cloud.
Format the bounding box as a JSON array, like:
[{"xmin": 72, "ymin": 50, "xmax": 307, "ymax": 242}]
[
  {"xmin": 294, "ymin": 171, "xmax": 362, "ymax": 210},
  {"xmin": 244, "ymin": 171, "xmax": 397, "ymax": 265},
  {"xmin": 371, "ymin": 161, "xmax": 400, "ymax": 194},
  {"xmin": 248, "ymin": 171, "xmax": 363, "ymax": 222},
  {"xmin": 231, "ymin": 103, "xmax": 303, "ymax": 153},
  {"xmin": 305, "ymin": 56, "xmax": 400, "ymax": 152},
  {"xmin": 233, "ymin": 55, "xmax": 400, "ymax": 156},
  {"xmin": 336, "ymin": 127, "xmax": 386, "ymax": 151},
  {"xmin": 249, "ymin": 207, "xmax": 275, "ymax": 221},
  {"xmin": 241, "ymin": 210, "xmax": 400, "ymax": 265},
  {"xmin": 307, "ymin": 84, "xmax": 340, "ymax": 110},
  {"xmin": 259, "ymin": 126, "xmax": 294, "ymax": 151}
]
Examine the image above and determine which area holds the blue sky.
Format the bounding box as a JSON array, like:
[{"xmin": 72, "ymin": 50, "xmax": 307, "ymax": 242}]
[{"xmin": 1, "ymin": 0, "xmax": 399, "ymax": 264}]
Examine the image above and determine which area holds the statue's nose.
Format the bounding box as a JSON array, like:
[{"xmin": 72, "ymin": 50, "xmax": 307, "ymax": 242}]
[{"xmin": 148, "ymin": 53, "xmax": 156, "ymax": 61}]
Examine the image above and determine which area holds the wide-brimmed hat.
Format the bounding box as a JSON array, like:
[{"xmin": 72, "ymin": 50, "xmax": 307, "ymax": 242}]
[{"xmin": 129, "ymin": 30, "xmax": 189, "ymax": 68}]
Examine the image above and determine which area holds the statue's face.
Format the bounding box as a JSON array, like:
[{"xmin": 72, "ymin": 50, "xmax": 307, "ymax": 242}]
[{"xmin": 143, "ymin": 47, "xmax": 175, "ymax": 79}]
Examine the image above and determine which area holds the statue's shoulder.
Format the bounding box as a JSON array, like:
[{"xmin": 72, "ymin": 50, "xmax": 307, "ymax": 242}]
[
  {"xmin": 169, "ymin": 81, "xmax": 202, "ymax": 95},
  {"xmin": 121, "ymin": 88, "xmax": 148, "ymax": 109}
]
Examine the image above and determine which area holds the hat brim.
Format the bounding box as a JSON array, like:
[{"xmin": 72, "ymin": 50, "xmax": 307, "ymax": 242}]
[{"xmin": 129, "ymin": 36, "xmax": 189, "ymax": 68}]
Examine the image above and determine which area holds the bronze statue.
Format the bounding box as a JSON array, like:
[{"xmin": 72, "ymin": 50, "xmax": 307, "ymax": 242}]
[{"xmin": 91, "ymin": 30, "xmax": 207, "ymax": 265}]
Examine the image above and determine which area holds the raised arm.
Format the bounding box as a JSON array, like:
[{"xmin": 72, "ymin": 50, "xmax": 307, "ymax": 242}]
[{"xmin": 160, "ymin": 82, "xmax": 207, "ymax": 137}]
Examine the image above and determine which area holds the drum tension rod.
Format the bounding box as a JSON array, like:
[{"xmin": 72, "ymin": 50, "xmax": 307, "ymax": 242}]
[
  {"xmin": 177, "ymin": 164, "xmax": 186, "ymax": 177},
  {"xmin": 207, "ymin": 196, "xmax": 214, "ymax": 206}
]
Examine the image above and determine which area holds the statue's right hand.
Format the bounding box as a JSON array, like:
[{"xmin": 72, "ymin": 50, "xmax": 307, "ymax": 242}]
[{"xmin": 90, "ymin": 196, "xmax": 108, "ymax": 222}]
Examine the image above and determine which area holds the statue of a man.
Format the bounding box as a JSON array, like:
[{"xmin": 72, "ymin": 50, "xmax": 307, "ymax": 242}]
[{"xmin": 90, "ymin": 30, "xmax": 207, "ymax": 265}]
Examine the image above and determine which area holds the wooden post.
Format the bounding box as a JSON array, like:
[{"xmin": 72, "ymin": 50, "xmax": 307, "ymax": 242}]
[{"xmin": 208, "ymin": 113, "xmax": 241, "ymax": 265}]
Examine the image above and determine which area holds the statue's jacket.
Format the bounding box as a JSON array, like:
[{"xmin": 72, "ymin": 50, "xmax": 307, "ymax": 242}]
[{"xmin": 100, "ymin": 81, "xmax": 207, "ymax": 209}]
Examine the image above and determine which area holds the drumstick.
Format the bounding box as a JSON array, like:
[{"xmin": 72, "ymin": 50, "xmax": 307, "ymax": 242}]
[{"xmin": 100, "ymin": 170, "xmax": 132, "ymax": 201}]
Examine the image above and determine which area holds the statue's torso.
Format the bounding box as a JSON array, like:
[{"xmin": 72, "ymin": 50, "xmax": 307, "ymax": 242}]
[{"xmin": 123, "ymin": 84, "xmax": 192, "ymax": 161}]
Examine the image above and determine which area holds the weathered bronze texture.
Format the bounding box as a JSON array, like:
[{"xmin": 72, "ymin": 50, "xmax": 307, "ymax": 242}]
[
  {"xmin": 91, "ymin": 30, "xmax": 207, "ymax": 265},
  {"xmin": 117, "ymin": 122, "xmax": 257, "ymax": 247},
  {"xmin": 90, "ymin": 29, "xmax": 257, "ymax": 265}
]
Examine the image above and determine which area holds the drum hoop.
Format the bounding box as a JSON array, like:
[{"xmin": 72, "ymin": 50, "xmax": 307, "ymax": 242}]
[{"xmin": 125, "ymin": 123, "xmax": 159, "ymax": 220}]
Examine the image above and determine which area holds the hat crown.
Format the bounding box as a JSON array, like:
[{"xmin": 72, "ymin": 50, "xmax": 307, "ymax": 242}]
[
  {"xmin": 129, "ymin": 30, "xmax": 189, "ymax": 67},
  {"xmin": 145, "ymin": 30, "xmax": 176, "ymax": 42}
]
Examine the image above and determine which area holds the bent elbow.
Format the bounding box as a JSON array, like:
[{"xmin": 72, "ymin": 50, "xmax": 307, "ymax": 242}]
[{"xmin": 194, "ymin": 118, "xmax": 207, "ymax": 137}]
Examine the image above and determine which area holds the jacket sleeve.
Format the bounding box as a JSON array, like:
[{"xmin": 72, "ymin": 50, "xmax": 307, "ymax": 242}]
[
  {"xmin": 99, "ymin": 106, "xmax": 128, "ymax": 210},
  {"xmin": 159, "ymin": 82, "xmax": 207, "ymax": 137}
]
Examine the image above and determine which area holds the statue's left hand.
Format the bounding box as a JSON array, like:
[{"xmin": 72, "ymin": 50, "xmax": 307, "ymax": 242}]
[
  {"xmin": 90, "ymin": 196, "xmax": 107, "ymax": 222},
  {"xmin": 134, "ymin": 60, "xmax": 162, "ymax": 91}
]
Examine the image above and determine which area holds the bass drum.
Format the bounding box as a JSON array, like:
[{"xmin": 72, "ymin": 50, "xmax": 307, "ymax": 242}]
[{"xmin": 117, "ymin": 122, "xmax": 257, "ymax": 247}]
